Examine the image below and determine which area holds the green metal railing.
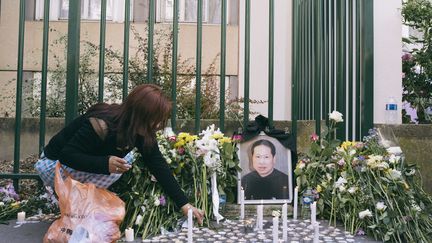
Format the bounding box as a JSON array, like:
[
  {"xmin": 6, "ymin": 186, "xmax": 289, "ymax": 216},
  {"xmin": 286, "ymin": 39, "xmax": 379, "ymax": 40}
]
[
  {"xmin": 2, "ymin": 0, "xmax": 375, "ymax": 191},
  {"xmin": 291, "ymin": 0, "xmax": 374, "ymax": 141}
]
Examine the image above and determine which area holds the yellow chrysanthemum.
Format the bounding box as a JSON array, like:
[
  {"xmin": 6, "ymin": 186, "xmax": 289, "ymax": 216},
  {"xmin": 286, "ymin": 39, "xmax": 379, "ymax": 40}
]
[
  {"xmin": 211, "ymin": 133, "xmax": 224, "ymax": 140},
  {"xmin": 11, "ymin": 202, "xmax": 20, "ymax": 208},
  {"xmin": 178, "ymin": 132, "xmax": 190, "ymax": 140},
  {"xmin": 174, "ymin": 139, "xmax": 186, "ymax": 148},
  {"xmin": 219, "ymin": 137, "xmax": 232, "ymax": 145},
  {"xmin": 316, "ymin": 185, "xmax": 322, "ymax": 193},
  {"xmin": 185, "ymin": 135, "xmax": 198, "ymax": 143}
]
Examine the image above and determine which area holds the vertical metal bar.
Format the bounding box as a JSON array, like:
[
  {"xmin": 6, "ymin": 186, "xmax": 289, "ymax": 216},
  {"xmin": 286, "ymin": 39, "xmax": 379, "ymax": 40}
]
[
  {"xmin": 147, "ymin": 0, "xmax": 155, "ymax": 83},
  {"xmin": 13, "ymin": 0, "xmax": 26, "ymax": 190},
  {"xmin": 302, "ymin": 0, "xmax": 306, "ymax": 120},
  {"xmin": 195, "ymin": 0, "xmax": 203, "ymax": 133},
  {"xmin": 324, "ymin": 0, "xmax": 329, "ymax": 123},
  {"xmin": 309, "ymin": 0, "xmax": 313, "ymax": 120},
  {"xmin": 98, "ymin": 0, "xmax": 107, "ymax": 102},
  {"xmin": 291, "ymin": 0, "xmax": 298, "ymax": 145},
  {"xmin": 268, "ymin": 0, "xmax": 274, "ymax": 126},
  {"xmin": 336, "ymin": 0, "xmax": 346, "ymax": 140},
  {"xmin": 243, "ymin": 0, "xmax": 251, "ymax": 127},
  {"xmin": 39, "ymin": 0, "xmax": 50, "ymax": 155},
  {"xmin": 330, "ymin": 0, "xmax": 335, "ymax": 112},
  {"xmin": 171, "ymin": 0, "xmax": 179, "ymax": 131},
  {"xmin": 305, "ymin": 0, "xmax": 310, "ymax": 120},
  {"xmin": 122, "ymin": 0, "xmax": 131, "ymax": 100},
  {"xmin": 65, "ymin": 0, "xmax": 81, "ymax": 125},
  {"xmin": 348, "ymin": 0, "xmax": 353, "ymax": 140},
  {"xmin": 361, "ymin": 0, "xmax": 374, "ymax": 138},
  {"xmin": 314, "ymin": 0, "xmax": 321, "ymax": 134},
  {"xmin": 219, "ymin": 0, "xmax": 227, "ymax": 131},
  {"xmin": 355, "ymin": 0, "xmax": 361, "ymax": 140}
]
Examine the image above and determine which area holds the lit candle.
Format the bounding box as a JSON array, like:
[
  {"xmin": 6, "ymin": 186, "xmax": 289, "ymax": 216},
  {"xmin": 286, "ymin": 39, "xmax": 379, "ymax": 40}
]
[
  {"xmin": 282, "ymin": 202, "xmax": 288, "ymax": 241},
  {"xmin": 293, "ymin": 186, "xmax": 298, "ymax": 220},
  {"xmin": 313, "ymin": 222, "xmax": 319, "ymax": 243},
  {"xmin": 17, "ymin": 211, "xmax": 25, "ymax": 223},
  {"xmin": 240, "ymin": 188, "xmax": 245, "ymax": 220},
  {"xmin": 125, "ymin": 227, "xmax": 134, "ymax": 242},
  {"xmin": 257, "ymin": 204, "xmax": 264, "ymax": 230},
  {"xmin": 188, "ymin": 208, "xmax": 193, "ymax": 243},
  {"xmin": 272, "ymin": 216, "xmax": 279, "ymax": 243},
  {"xmin": 311, "ymin": 201, "xmax": 317, "ymax": 225}
]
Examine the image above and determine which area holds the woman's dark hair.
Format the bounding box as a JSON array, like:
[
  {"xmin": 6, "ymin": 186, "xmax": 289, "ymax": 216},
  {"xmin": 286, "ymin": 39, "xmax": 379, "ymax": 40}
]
[
  {"xmin": 86, "ymin": 84, "xmax": 172, "ymax": 149},
  {"xmin": 249, "ymin": 139, "xmax": 276, "ymax": 170}
]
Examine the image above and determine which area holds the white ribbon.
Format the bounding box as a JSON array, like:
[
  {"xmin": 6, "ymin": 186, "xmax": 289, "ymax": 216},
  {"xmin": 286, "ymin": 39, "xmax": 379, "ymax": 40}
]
[{"xmin": 211, "ymin": 173, "xmax": 224, "ymax": 223}]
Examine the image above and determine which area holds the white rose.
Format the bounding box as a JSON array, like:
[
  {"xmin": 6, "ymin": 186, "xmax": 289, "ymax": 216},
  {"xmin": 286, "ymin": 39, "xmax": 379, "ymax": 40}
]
[
  {"xmin": 376, "ymin": 162, "xmax": 389, "ymax": 170},
  {"xmin": 154, "ymin": 197, "xmax": 160, "ymax": 206},
  {"xmin": 141, "ymin": 206, "xmax": 146, "ymax": 213},
  {"xmin": 348, "ymin": 187, "xmax": 357, "ymax": 194},
  {"xmin": 135, "ymin": 214, "xmax": 143, "ymax": 225},
  {"xmin": 376, "ymin": 202, "xmax": 387, "ymax": 211},
  {"xmin": 358, "ymin": 209, "xmax": 373, "ymax": 219},
  {"xmin": 387, "ymin": 146, "xmax": 403, "ymax": 155},
  {"xmin": 0, "ymin": 202, "xmax": 4, "ymax": 206},
  {"xmin": 329, "ymin": 111, "xmax": 344, "ymax": 123},
  {"xmin": 335, "ymin": 177, "xmax": 347, "ymax": 188},
  {"xmin": 388, "ymin": 154, "xmax": 400, "ymax": 164},
  {"xmin": 386, "ymin": 169, "xmax": 402, "ymax": 180}
]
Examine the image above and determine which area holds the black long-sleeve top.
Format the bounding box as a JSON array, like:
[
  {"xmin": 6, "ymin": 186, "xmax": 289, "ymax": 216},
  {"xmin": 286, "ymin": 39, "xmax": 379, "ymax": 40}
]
[{"xmin": 44, "ymin": 115, "xmax": 188, "ymax": 208}]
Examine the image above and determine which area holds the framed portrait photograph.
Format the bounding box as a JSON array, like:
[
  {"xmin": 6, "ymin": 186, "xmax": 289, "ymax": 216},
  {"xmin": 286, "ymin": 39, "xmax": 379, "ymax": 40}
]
[{"xmin": 238, "ymin": 133, "xmax": 293, "ymax": 204}]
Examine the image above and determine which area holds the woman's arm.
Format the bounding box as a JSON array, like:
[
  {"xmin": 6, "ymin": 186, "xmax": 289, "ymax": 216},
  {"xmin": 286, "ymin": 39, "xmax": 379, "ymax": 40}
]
[{"xmin": 140, "ymin": 142, "xmax": 189, "ymax": 208}]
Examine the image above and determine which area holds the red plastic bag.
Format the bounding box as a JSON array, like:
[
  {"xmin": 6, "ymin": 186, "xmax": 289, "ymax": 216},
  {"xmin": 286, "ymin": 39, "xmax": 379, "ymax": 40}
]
[{"xmin": 43, "ymin": 163, "xmax": 125, "ymax": 243}]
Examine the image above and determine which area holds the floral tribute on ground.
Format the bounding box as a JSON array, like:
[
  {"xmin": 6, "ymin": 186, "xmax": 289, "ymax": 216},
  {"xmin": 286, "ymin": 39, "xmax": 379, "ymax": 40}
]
[
  {"xmin": 111, "ymin": 125, "xmax": 241, "ymax": 239},
  {"xmin": 295, "ymin": 111, "xmax": 432, "ymax": 242}
]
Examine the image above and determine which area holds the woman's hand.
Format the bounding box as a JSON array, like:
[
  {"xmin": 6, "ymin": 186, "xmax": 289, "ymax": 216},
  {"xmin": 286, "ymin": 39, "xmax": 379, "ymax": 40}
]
[
  {"xmin": 181, "ymin": 203, "xmax": 204, "ymax": 225},
  {"xmin": 108, "ymin": 156, "xmax": 131, "ymax": 174}
]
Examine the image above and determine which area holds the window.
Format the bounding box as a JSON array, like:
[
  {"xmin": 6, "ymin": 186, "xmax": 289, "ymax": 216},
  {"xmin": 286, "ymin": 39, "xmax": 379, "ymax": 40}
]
[
  {"xmin": 157, "ymin": 0, "xmax": 238, "ymax": 25},
  {"xmin": 35, "ymin": 0, "xmax": 133, "ymax": 22}
]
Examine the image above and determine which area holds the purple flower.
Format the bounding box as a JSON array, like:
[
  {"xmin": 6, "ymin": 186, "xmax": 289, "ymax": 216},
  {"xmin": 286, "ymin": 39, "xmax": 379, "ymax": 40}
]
[
  {"xmin": 159, "ymin": 195, "xmax": 166, "ymax": 206},
  {"xmin": 358, "ymin": 156, "xmax": 365, "ymax": 161},
  {"xmin": 356, "ymin": 229, "xmax": 365, "ymax": 236},
  {"xmin": 337, "ymin": 159, "xmax": 346, "ymax": 166},
  {"xmin": 402, "ymin": 53, "xmax": 412, "ymax": 61},
  {"xmin": 0, "ymin": 183, "xmax": 19, "ymax": 200}
]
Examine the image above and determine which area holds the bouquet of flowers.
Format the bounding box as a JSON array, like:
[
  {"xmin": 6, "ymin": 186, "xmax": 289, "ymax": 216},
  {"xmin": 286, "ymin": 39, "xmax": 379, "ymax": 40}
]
[
  {"xmin": 295, "ymin": 111, "xmax": 432, "ymax": 242},
  {"xmin": 0, "ymin": 183, "xmax": 59, "ymax": 224},
  {"xmin": 112, "ymin": 125, "xmax": 241, "ymax": 239}
]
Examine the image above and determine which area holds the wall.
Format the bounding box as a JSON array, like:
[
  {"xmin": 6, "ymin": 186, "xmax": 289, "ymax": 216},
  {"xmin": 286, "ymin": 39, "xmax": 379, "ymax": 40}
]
[
  {"xmin": 373, "ymin": 0, "xmax": 403, "ymax": 124},
  {"xmin": 238, "ymin": 0, "xmax": 292, "ymax": 121}
]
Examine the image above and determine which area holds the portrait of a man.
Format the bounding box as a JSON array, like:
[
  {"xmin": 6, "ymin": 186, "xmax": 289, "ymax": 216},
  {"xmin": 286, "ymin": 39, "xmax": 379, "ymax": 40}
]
[{"xmin": 239, "ymin": 134, "xmax": 293, "ymax": 203}]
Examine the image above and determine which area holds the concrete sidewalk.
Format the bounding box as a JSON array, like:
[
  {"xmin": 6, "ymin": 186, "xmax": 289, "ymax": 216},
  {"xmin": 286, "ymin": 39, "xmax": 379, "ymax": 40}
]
[{"xmin": 0, "ymin": 220, "xmax": 51, "ymax": 243}]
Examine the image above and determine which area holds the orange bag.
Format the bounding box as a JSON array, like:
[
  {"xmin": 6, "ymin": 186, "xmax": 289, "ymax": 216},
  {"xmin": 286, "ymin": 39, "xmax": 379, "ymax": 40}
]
[{"xmin": 43, "ymin": 163, "xmax": 125, "ymax": 243}]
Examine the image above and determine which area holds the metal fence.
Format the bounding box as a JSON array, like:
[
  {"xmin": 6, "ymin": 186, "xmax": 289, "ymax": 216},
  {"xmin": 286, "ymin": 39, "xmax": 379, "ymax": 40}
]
[
  {"xmin": 1, "ymin": 0, "xmax": 374, "ymax": 190},
  {"xmin": 291, "ymin": 0, "xmax": 374, "ymax": 142}
]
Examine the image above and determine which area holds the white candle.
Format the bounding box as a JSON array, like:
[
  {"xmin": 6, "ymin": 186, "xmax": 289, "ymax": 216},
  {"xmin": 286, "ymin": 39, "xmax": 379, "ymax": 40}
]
[
  {"xmin": 272, "ymin": 216, "xmax": 279, "ymax": 243},
  {"xmin": 257, "ymin": 204, "xmax": 264, "ymax": 230},
  {"xmin": 187, "ymin": 208, "xmax": 193, "ymax": 243},
  {"xmin": 313, "ymin": 222, "xmax": 319, "ymax": 243},
  {"xmin": 282, "ymin": 203, "xmax": 288, "ymax": 241},
  {"xmin": 311, "ymin": 201, "xmax": 317, "ymax": 225},
  {"xmin": 17, "ymin": 211, "xmax": 25, "ymax": 223},
  {"xmin": 240, "ymin": 188, "xmax": 245, "ymax": 220},
  {"xmin": 293, "ymin": 186, "xmax": 298, "ymax": 220},
  {"xmin": 125, "ymin": 227, "xmax": 134, "ymax": 242}
]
